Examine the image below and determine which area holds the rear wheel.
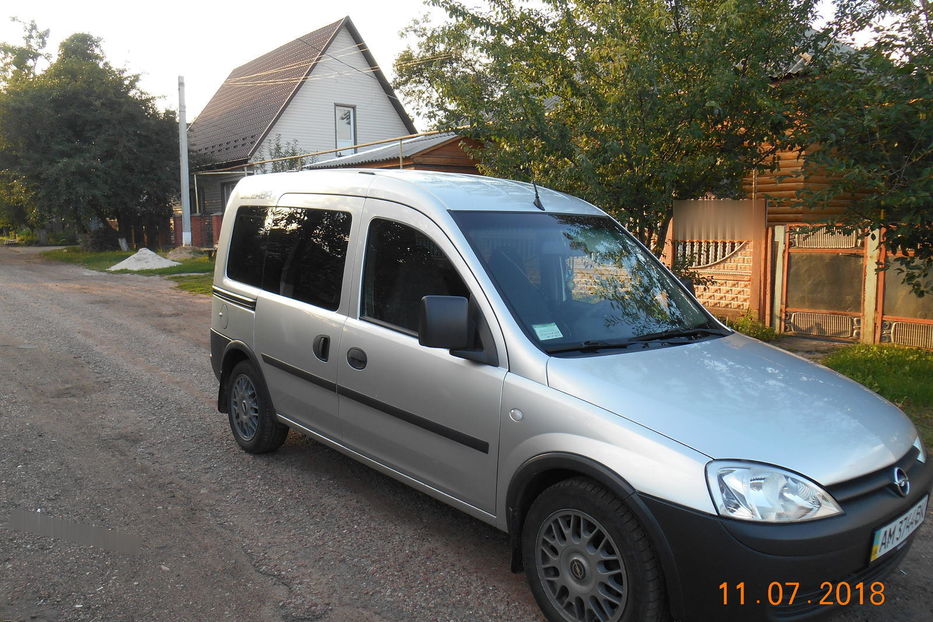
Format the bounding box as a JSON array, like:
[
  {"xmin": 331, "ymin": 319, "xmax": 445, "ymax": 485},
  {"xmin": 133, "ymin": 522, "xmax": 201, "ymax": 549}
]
[
  {"xmin": 227, "ymin": 360, "xmax": 288, "ymax": 453},
  {"xmin": 522, "ymin": 477, "xmax": 667, "ymax": 622}
]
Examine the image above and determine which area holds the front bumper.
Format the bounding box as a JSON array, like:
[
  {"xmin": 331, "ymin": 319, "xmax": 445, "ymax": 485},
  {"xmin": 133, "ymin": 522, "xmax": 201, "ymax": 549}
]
[{"xmin": 642, "ymin": 448, "xmax": 932, "ymax": 621}]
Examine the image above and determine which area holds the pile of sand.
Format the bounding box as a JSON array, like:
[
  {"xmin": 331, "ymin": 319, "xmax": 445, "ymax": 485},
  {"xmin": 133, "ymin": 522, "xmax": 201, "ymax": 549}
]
[{"xmin": 107, "ymin": 248, "xmax": 180, "ymax": 271}]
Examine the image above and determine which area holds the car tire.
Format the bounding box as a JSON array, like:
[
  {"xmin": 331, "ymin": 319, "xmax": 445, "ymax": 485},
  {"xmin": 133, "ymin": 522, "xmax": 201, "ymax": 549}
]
[
  {"xmin": 522, "ymin": 477, "xmax": 668, "ymax": 622},
  {"xmin": 227, "ymin": 360, "xmax": 288, "ymax": 454}
]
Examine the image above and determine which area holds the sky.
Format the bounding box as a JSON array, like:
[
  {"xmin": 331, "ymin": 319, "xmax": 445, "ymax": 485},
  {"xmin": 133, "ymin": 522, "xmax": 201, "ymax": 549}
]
[
  {"xmin": 0, "ymin": 0, "xmax": 444, "ymax": 130},
  {"xmin": 0, "ymin": 1, "xmax": 854, "ymax": 132}
]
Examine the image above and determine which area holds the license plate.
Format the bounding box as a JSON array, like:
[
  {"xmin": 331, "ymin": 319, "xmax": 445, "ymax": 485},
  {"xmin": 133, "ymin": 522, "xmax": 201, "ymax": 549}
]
[{"xmin": 870, "ymin": 495, "xmax": 928, "ymax": 562}]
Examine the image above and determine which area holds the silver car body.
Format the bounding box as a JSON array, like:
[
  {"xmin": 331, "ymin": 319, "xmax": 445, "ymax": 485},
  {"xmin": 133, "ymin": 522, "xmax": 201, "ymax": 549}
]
[
  {"xmin": 211, "ymin": 170, "xmax": 933, "ymax": 619},
  {"xmin": 211, "ymin": 169, "xmax": 918, "ymax": 531}
]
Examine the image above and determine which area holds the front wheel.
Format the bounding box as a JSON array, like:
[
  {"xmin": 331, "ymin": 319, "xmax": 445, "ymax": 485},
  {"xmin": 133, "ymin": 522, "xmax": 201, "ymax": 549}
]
[
  {"xmin": 522, "ymin": 477, "xmax": 668, "ymax": 622},
  {"xmin": 227, "ymin": 360, "xmax": 288, "ymax": 453}
]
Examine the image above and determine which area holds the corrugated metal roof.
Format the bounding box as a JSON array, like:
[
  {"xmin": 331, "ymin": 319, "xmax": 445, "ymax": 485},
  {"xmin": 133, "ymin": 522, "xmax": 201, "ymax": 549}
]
[{"xmin": 304, "ymin": 132, "xmax": 460, "ymax": 169}]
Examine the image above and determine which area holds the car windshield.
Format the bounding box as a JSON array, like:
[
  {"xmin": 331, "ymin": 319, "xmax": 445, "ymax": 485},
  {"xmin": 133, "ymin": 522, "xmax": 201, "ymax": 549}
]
[{"xmin": 452, "ymin": 211, "xmax": 721, "ymax": 354}]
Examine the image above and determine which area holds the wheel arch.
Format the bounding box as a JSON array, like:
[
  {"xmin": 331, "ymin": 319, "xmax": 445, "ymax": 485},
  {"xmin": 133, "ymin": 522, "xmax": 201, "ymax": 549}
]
[
  {"xmin": 217, "ymin": 341, "xmax": 264, "ymax": 414},
  {"xmin": 505, "ymin": 452, "xmax": 685, "ymax": 620}
]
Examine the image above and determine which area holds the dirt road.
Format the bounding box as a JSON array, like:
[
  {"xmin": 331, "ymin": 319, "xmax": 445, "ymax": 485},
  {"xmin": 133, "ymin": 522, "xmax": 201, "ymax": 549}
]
[{"xmin": 0, "ymin": 246, "xmax": 929, "ymax": 622}]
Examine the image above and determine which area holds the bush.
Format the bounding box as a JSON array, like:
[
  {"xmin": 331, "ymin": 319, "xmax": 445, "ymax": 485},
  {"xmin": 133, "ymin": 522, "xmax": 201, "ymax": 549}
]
[
  {"xmin": 48, "ymin": 231, "xmax": 78, "ymax": 246},
  {"xmin": 723, "ymin": 311, "xmax": 777, "ymax": 341},
  {"xmin": 15, "ymin": 227, "xmax": 37, "ymax": 245},
  {"xmin": 81, "ymin": 226, "xmax": 120, "ymax": 251}
]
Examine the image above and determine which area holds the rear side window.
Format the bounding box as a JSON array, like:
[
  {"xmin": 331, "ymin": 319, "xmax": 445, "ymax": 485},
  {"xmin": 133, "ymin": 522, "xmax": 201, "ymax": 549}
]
[
  {"xmin": 227, "ymin": 207, "xmax": 267, "ymax": 288},
  {"xmin": 362, "ymin": 219, "xmax": 469, "ymax": 333},
  {"xmin": 226, "ymin": 205, "xmax": 351, "ymax": 311}
]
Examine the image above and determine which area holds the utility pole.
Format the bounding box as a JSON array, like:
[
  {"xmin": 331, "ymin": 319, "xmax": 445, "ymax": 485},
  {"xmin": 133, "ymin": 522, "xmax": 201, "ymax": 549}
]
[{"xmin": 178, "ymin": 76, "xmax": 192, "ymax": 246}]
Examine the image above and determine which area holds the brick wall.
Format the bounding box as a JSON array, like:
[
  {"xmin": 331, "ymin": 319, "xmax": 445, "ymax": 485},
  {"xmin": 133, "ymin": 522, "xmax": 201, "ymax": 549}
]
[
  {"xmin": 692, "ymin": 242, "xmax": 755, "ymax": 316},
  {"xmin": 171, "ymin": 214, "xmax": 222, "ymax": 247}
]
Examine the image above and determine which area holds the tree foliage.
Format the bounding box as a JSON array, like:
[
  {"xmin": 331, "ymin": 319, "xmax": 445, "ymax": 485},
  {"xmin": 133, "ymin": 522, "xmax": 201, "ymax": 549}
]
[
  {"xmin": 254, "ymin": 134, "xmax": 307, "ymax": 172},
  {"xmin": 395, "ymin": 0, "xmax": 820, "ymax": 251},
  {"xmin": 0, "ymin": 26, "xmax": 178, "ymax": 245},
  {"xmin": 0, "ymin": 170, "xmax": 34, "ymax": 230},
  {"xmin": 0, "ymin": 18, "xmax": 48, "ymax": 81},
  {"xmin": 783, "ymin": 0, "xmax": 932, "ymax": 295}
]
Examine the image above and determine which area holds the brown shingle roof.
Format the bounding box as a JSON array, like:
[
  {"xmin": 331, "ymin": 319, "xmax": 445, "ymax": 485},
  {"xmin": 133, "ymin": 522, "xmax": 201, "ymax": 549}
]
[{"xmin": 188, "ymin": 17, "xmax": 414, "ymax": 167}]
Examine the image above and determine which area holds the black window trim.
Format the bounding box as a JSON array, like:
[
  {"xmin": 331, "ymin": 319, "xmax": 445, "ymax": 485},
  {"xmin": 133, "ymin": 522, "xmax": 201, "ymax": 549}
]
[{"xmin": 360, "ymin": 315, "xmax": 419, "ymax": 338}]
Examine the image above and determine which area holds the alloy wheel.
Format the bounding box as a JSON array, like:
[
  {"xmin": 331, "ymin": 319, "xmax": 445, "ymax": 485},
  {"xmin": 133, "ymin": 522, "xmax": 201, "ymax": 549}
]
[{"xmin": 535, "ymin": 509, "xmax": 629, "ymax": 622}]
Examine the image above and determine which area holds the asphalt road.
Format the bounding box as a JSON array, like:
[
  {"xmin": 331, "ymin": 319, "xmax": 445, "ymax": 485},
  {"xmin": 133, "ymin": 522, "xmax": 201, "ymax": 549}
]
[{"xmin": 0, "ymin": 246, "xmax": 930, "ymax": 622}]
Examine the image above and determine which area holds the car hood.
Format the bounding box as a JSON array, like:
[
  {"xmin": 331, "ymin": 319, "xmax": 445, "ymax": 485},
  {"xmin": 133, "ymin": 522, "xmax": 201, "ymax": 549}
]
[{"xmin": 546, "ymin": 333, "xmax": 917, "ymax": 486}]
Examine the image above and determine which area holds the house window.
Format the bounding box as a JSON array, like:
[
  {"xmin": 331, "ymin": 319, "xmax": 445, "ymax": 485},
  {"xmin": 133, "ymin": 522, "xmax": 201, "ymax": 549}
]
[{"xmin": 335, "ymin": 104, "xmax": 356, "ymax": 156}]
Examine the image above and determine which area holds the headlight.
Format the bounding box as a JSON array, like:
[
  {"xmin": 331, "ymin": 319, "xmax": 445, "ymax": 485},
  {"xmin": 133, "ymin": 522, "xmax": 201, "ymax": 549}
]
[
  {"xmin": 706, "ymin": 461, "xmax": 842, "ymax": 523},
  {"xmin": 914, "ymin": 436, "xmax": 927, "ymax": 464}
]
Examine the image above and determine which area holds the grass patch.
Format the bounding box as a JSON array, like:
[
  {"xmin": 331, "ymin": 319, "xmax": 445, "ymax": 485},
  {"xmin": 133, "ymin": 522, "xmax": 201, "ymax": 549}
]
[
  {"xmin": 722, "ymin": 311, "xmax": 778, "ymax": 342},
  {"xmin": 42, "ymin": 246, "xmax": 214, "ymax": 275},
  {"xmin": 168, "ymin": 273, "xmax": 213, "ymax": 295},
  {"xmin": 42, "ymin": 246, "xmax": 215, "ymax": 294},
  {"xmin": 110, "ymin": 254, "xmax": 214, "ymax": 275},
  {"xmin": 42, "ymin": 247, "xmax": 133, "ymax": 271},
  {"xmin": 822, "ymin": 344, "xmax": 933, "ymax": 448}
]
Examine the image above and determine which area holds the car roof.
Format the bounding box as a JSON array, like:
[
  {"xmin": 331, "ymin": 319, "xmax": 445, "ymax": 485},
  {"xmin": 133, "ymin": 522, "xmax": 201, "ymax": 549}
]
[{"xmin": 233, "ymin": 169, "xmax": 605, "ymax": 218}]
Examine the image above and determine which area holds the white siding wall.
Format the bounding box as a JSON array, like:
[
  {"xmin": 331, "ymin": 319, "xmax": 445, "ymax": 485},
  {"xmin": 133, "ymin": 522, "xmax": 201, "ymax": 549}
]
[{"xmin": 252, "ymin": 26, "xmax": 411, "ymax": 163}]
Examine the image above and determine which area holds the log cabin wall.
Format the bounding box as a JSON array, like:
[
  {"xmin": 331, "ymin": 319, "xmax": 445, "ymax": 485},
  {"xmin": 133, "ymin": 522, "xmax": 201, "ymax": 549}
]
[{"xmin": 741, "ymin": 148, "xmax": 848, "ymax": 225}]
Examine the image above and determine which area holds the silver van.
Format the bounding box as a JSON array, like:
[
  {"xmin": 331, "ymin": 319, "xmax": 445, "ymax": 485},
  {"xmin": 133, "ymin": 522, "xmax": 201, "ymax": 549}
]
[{"xmin": 210, "ymin": 170, "xmax": 930, "ymax": 622}]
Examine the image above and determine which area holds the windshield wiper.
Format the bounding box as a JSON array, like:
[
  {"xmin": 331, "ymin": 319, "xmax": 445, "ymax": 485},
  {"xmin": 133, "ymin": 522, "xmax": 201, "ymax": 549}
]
[
  {"xmin": 545, "ymin": 340, "xmax": 641, "ymax": 355},
  {"xmin": 630, "ymin": 326, "xmax": 731, "ymax": 343}
]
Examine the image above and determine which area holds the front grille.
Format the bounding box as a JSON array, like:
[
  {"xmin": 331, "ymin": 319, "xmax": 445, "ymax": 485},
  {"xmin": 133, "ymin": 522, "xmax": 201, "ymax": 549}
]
[{"xmin": 827, "ymin": 447, "xmax": 919, "ymax": 503}]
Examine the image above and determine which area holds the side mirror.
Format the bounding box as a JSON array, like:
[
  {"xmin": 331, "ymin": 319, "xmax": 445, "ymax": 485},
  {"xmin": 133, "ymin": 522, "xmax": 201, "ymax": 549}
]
[
  {"xmin": 419, "ymin": 296, "xmax": 471, "ymax": 350},
  {"xmin": 679, "ymin": 276, "xmax": 696, "ymax": 297}
]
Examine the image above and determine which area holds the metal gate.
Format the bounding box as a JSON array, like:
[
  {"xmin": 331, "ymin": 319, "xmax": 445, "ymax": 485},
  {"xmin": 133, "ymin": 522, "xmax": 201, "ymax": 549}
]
[{"xmin": 774, "ymin": 226, "xmax": 866, "ymax": 340}]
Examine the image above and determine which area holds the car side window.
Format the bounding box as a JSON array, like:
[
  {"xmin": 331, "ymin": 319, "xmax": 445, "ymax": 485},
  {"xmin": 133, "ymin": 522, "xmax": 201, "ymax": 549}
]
[
  {"xmin": 227, "ymin": 206, "xmax": 267, "ymax": 288},
  {"xmin": 263, "ymin": 207, "xmax": 351, "ymax": 311},
  {"xmin": 361, "ymin": 218, "xmax": 469, "ymax": 334},
  {"xmin": 226, "ymin": 205, "xmax": 351, "ymax": 311}
]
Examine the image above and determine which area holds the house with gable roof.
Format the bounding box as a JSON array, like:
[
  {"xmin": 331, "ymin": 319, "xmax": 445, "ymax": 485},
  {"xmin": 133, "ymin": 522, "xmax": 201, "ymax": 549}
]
[{"xmin": 184, "ymin": 16, "xmax": 416, "ymax": 245}]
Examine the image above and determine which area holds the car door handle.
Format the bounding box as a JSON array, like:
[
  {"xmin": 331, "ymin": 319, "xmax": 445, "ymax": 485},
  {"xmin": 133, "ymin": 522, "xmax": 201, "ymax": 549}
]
[
  {"xmin": 347, "ymin": 347, "xmax": 367, "ymax": 370},
  {"xmin": 312, "ymin": 334, "xmax": 330, "ymax": 362}
]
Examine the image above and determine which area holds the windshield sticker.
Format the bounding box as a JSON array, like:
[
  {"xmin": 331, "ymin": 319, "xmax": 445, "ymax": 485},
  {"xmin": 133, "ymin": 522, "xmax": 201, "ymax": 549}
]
[{"xmin": 532, "ymin": 323, "xmax": 563, "ymax": 341}]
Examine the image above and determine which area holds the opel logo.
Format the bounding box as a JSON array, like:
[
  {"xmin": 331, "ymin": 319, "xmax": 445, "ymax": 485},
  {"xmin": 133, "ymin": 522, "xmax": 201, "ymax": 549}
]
[
  {"xmin": 570, "ymin": 559, "xmax": 586, "ymax": 581},
  {"xmin": 893, "ymin": 467, "xmax": 910, "ymax": 497}
]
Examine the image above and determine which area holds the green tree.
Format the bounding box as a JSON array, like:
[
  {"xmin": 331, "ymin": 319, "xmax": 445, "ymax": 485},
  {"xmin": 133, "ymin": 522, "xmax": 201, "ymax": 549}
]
[
  {"xmin": 254, "ymin": 134, "xmax": 307, "ymax": 172},
  {"xmin": 784, "ymin": 0, "xmax": 932, "ymax": 295},
  {"xmin": 0, "ymin": 171, "xmax": 35, "ymax": 230},
  {"xmin": 0, "ymin": 30, "xmax": 178, "ymax": 246},
  {"xmin": 0, "ymin": 17, "xmax": 48, "ymax": 81},
  {"xmin": 395, "ymin": 0, "xmax": 820, "ymax": 252},
  {"xmin": 0, "ymin": 18, "xmax": 45, "ymax": 235}
]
